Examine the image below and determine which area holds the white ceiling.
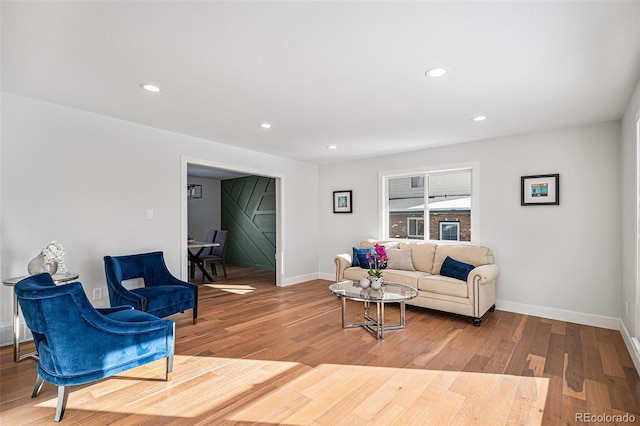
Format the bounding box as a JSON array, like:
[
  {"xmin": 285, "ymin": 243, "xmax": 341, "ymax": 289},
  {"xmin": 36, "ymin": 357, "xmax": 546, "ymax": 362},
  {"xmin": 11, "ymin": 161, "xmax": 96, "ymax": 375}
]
[{"xmin": 3, "ymin": 1, "xmax": 640, "ymax": 165}]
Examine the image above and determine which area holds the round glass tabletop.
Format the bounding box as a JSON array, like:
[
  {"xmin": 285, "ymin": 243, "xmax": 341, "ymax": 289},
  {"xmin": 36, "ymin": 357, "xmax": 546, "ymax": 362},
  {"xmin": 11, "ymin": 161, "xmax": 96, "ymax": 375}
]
[{"xmin": 329, "ymin": 280, "xmax": 418, "ymax": 303}]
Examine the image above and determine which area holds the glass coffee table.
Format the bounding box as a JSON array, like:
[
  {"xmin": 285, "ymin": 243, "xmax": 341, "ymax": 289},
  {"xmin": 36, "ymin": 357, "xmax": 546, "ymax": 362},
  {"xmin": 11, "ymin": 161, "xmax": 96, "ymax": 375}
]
[{"xmin": 329, "ymin": 280, "xmax": 418, "ymax": 339}]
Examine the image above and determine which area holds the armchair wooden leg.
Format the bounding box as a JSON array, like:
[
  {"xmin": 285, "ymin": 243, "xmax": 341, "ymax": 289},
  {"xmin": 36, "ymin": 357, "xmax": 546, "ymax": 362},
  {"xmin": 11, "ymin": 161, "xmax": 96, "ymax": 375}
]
[
  {"xmin": 222, "ymin": 260, "xmax": 227, "ymax": 278},
  {"xmin": 31, "ymin": 373, "xmax": 45, "ymax": 398},
  {"xmin": 55, "ymin": 386, "xmax": 69, "ymax": 422}
]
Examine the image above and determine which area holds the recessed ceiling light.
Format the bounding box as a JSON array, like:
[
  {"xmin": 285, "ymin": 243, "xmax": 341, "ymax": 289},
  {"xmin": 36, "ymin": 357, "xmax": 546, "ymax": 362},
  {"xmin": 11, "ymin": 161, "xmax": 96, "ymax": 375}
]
[
  {"xmin": 327, "ymin": 145, "xmax": 337, "ymax": 150},
  {"xmin": 425, "ymin": 67, "xmax": 448, "ymax": 78},
  {"xmin": 140, "ymin": 83, "xmax": 160, "ymax": 93},
  {"xmin": 259, "ymin": 123, "xmax": 272, "ymax": 129},
  {"xmin": 472, "ymin": 116, "xmax": 487, "ymax": 122}
]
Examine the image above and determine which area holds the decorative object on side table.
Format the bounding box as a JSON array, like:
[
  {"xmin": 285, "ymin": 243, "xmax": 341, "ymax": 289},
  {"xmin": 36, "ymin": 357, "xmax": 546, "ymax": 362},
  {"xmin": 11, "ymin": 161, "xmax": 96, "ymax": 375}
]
[
  {"xmin": 27, "ymin": 254, "xmax": 57, "ymax": 275},
  {"xmin": 366, "ymin": 244, "xmax": 388, "ymax": 290},
  {"xmin": 28, "ymin": 241, "xmax": 71, "ymax": 277},
  {"xmin": 42, "ymin": 241, "xmax": 70, "ymax": 275}
]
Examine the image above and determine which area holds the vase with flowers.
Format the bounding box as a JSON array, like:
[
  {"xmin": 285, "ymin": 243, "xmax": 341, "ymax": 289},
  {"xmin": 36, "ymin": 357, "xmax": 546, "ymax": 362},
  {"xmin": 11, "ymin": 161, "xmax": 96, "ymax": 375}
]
[
  {"xmin": 42, "ymin": 241, "xmax": 69, "ymax": 275},
  {"xmin": 366, "ymin": 244, "xmax": 388, "ymax": 290}
]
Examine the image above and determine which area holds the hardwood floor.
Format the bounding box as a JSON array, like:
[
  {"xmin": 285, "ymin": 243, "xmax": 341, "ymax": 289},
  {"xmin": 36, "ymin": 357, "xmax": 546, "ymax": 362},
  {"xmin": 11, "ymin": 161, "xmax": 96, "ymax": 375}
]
[{"xmin": 1, "ymin": 264, "xmax": 639, "ymax": 424}]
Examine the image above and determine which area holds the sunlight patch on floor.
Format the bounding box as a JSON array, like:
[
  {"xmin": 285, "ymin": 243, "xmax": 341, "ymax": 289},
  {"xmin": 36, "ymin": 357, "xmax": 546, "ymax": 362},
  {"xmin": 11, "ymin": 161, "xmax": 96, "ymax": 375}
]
[
  {"xmin": 204, "ymin": 284, "xmax": 256, "ymax": 294},
  {"xmin": 228, "ymin": 364, "xmax": 550, "ymax": 425},
  {"xmin": 28, "ymin": 356, "xmax": 548, "ymax": 425},
  {"xmin": 33, "ymin": 355, "xmax": 300, "ymax": 419}
]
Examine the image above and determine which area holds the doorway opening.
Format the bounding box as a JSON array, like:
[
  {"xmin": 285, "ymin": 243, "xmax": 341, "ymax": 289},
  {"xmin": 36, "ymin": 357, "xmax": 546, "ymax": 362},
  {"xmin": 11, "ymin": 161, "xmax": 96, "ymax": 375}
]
[{"xmin": 180, "ymin": 156, "xmax": 284, "ymax": 286}]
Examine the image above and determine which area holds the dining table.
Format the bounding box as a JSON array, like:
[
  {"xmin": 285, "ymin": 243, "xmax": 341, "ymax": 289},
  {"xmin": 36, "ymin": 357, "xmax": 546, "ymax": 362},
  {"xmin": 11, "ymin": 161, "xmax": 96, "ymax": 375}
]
[{"xmin": 188, "ymin": 240, "xmax": 220, "ymax": 282}]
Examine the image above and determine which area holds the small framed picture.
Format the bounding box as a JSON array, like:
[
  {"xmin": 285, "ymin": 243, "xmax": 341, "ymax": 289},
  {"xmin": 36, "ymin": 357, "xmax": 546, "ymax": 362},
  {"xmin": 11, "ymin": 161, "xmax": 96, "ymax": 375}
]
[
  {"xmin": 333, "ymin": 190, "xmax": 352, "ymax": 213},
  {"xmin": 521, "ymin": 174, "xmax": 559, "ymax": 206}
]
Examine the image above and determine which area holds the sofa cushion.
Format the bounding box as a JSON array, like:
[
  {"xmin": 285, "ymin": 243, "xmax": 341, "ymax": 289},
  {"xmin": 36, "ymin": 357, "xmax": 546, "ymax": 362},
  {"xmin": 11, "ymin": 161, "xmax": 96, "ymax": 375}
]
[
  {"xmin": 432, "ymin": 245, "xmax": 493, "ymax": 275},
  {"xmin": 342, "ymin": 267, "xmax": 427, "ymax": 287},
  {"xmin": 386, "ymin": 248, "xmax": 415, "ymax": 271},
  {"xmin": 398, "ymin": 242, "xmax": 437, "ymax": 273},
  {"xmin": 418, "ymin": 275, "xmax": 468, "ymax": 298},
  {"xmin": 381, "ymin": 269, "xmax": 427, "ymax": 286},
  {"xmin": 440, "ymin": 256, "xmax": 475, "ymax": 281}
]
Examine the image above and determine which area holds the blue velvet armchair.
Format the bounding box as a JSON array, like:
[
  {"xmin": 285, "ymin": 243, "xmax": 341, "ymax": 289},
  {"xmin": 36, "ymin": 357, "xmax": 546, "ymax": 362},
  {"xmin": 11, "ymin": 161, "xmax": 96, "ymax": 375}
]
[
  {"xmin": 104, "ymin": 251, "xmax": 198, "ymax": 324},
  {"xmin": 14, "ymin": 273, "xmax": 174, "ymax": 422}
]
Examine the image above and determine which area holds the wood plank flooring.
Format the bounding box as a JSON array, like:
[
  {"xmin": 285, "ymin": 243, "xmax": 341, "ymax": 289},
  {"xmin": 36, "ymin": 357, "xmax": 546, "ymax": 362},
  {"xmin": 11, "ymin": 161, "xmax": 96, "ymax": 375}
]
[{"xmin": 1, "ymin": 265, "xmax": 639, "ymax": 425}]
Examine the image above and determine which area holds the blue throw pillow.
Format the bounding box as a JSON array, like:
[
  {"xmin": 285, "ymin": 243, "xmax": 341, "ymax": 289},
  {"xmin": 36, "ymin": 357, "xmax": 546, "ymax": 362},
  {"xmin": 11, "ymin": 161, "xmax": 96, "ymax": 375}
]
[
  {"xmin": 440, "ymin": 256, "xmax": 475, "ymax": 281},
  {"xmin": 355, "ymin": 248, "xmax": 388, "ymax": 270},
  {"xmin": 352, "ymin": 248, "xmax": 373, "ymax": 267}
]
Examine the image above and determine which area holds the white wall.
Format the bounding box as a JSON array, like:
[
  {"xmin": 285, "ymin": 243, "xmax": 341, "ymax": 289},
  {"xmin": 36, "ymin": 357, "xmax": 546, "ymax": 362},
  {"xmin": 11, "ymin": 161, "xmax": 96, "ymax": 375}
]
[
  {"xmin": 0, "ymin": 93, "xmax": 319, "ymax": 344},
  {"xmin": 319, "ymin": 121, "xmax": 622, "ymax": 327},
  {"xmin": 187, "ymin": 176, "xmax": 221, "ymax": 240}
]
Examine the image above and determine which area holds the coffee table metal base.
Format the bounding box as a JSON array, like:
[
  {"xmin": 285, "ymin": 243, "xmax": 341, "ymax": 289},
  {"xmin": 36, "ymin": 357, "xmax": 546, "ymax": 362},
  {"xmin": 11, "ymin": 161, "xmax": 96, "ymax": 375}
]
[{"xmin": 340, "ymin": 297, "xmax": 406, "ymax": 339}]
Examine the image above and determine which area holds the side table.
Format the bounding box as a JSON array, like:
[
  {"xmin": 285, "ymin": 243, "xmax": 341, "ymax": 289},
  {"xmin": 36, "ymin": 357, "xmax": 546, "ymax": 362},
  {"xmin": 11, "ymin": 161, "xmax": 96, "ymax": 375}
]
[{"xmin": 2, "ymin": 272, "xmax": 79, "ymax": 362}]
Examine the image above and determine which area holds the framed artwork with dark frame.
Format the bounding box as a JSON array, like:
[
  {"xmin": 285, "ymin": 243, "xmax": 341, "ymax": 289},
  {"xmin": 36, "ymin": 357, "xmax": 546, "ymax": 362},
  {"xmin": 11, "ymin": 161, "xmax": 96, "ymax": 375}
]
[
  {"xmin": 521, "ymin": 174, "xmax": 559, "ymax": 206},
  {"xmin": 187, "ymin": 184, "xmax": 202, "ymax": 200},
  {"xmin": 333, "ymin": 190, "xmax": 352, "ymax": 213}
]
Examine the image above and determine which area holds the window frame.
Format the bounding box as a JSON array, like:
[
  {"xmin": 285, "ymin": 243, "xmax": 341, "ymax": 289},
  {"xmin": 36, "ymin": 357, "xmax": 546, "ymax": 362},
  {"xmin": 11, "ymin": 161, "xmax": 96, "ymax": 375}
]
[
  {"xmin": 407, "ymin": 217, "xmax": 425, "ymax": 238},
  {"xmin": 439, "ymin": 221, "xmax": 460, "ymax": 241},
  {"xmin": 379, "ymin": 162, "xmax": 479, "ymax": 244}
]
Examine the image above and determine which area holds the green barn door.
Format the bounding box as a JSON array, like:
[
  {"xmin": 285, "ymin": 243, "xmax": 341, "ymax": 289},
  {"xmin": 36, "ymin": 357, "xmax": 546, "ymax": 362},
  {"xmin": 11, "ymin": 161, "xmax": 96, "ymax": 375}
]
[{"xmin": 221, "ymin": 176, "xmax": 276, "ymax": 270}]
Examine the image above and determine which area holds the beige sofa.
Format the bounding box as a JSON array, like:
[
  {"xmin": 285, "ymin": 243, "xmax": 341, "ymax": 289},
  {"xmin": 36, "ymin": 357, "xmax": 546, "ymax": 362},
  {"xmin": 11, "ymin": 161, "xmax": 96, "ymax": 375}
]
[{"xmin": 334, "ymin": 240, "xmax": 499, "ymax": 326}]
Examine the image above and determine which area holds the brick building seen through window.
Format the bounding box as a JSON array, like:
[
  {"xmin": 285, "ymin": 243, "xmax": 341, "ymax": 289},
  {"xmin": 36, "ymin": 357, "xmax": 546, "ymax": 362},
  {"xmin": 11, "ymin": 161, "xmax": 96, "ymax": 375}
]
[{"xmin": 388, "ymin": 170, "xmax": 471, "ymax": 241}]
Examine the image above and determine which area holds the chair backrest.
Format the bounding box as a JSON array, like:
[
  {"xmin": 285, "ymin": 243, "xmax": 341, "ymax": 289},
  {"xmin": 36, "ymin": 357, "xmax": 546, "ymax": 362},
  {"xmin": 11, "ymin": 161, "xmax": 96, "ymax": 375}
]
[
  {"xmin": 15, "ymin": 272, "xmax": 174, "ymax": 388},
  {"xmin": 15, "ymin": 274, "xmax": 111, "ymax": 377},
  {"xmin": 201, "ymin": 229, "xmax": 217, "ymax": 256},
  {"xmin": 212, "ymin": 230, "xmax": 229, "ymax": 257},
  {"xmin": 104, "ymin": 251, "xmax": 173, "ymax": 289}
]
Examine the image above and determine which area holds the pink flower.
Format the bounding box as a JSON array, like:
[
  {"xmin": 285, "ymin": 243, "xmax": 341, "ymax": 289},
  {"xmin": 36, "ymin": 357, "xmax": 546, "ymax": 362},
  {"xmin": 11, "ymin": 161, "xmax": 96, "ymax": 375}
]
[{"xmin": 367, "ymin": 244, "xmax": 388, "ymax": 278}]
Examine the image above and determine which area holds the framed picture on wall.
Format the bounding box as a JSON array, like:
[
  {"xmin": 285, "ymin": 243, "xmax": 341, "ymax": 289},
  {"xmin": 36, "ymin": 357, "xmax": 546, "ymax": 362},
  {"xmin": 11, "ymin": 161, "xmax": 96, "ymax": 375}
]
[
  {"xmin": 521, "ymin": 174, "xmax": 559, "ymax": 206},
  {"xmin": 333, "ymin": 190, "xmax": 352, "ymax": 213}
]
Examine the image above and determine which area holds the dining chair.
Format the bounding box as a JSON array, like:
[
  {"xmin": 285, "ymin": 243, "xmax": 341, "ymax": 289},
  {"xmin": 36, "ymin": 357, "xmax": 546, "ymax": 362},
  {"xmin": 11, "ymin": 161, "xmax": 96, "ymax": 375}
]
[
  {"xmin": 14, "ymin": 273, "xmax": 174, "ymax": 422},
  {"xmin": 201, "ymin": 230, "xmax": 230, "ymax": 278},
  {"xmin": 190, "ymin": 229, "xmax": 216, "ymax": 278},
  {"xmin": 104, "ymin": 251, "xmax": 198, "ymax": 324}
]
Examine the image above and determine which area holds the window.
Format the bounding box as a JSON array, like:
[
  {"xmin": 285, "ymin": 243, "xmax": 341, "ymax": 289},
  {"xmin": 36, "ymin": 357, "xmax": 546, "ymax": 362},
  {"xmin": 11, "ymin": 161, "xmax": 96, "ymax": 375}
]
[
  {"xmin": 408, "ymin": 217, "xmax": 425, "ymax": 238},
  {"xmin": 439, "ymin": 221, "xmax": 460, "ymax": 241},
  {"xmin": 383, "ymin": 164, "xmax": 477, "ymax": 242}
]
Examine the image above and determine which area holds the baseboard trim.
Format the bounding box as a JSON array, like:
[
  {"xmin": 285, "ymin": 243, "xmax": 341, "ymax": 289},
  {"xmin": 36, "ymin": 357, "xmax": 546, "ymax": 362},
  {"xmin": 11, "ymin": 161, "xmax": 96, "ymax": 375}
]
[
  {"xmin": 619, "ymin": 321, "xmax": 640, "ymax": 375},
  {"xmin": 0, "ymin": 323, "xmax": 33, "ymax": 348},
  {"xmin": 496, "ymin": 299, "xmax": 620, "ymax": 330},
  {"xmin": 283, "ymin": 272, "xmax": 321, "ymax": 287},
  {"xmin": 318, "ymin": 272, "xmax": 335, "ymax": 282}
]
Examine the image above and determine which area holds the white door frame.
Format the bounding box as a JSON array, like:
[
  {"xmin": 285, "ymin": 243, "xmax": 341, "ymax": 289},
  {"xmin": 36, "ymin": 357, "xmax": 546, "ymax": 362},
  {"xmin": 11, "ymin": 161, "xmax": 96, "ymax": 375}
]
[
  {"xmin": 636, "ymin": 117, "xmax": 640, "ymax": 345},
  {"xmin": 180, "ymin": 156, "xmax": 285, "ymax": 286}
]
